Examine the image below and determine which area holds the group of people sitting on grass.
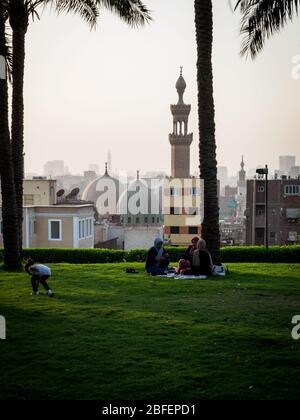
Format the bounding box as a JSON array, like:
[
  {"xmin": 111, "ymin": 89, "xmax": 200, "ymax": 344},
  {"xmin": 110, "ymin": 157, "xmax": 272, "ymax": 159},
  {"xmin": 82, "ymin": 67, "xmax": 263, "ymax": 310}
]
[{"xmin": 146, "ymin": 236, "xmax": 213, "ymax": 277}]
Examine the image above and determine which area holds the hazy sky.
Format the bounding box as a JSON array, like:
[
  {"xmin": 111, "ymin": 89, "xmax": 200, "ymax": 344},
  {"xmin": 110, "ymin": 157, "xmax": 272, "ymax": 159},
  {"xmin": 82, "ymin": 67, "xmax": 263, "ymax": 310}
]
[{"xmin": 23, "ymin": 0, "xmax": 300, "ymax": 176}]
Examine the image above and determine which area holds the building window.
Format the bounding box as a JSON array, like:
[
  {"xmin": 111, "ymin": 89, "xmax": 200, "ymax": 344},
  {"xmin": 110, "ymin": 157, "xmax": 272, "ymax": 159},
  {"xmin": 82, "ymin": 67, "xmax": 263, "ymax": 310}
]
[
  {"xmin": 188, "ymin": 208, "xmax": 197, "ymax": 216},
  {"xmin": 79, "ymin": 220, "xmax": 86, "ymax": 239},
  {"xmin": 257, "ymin": 186, "xmax": 265, "ymax": 193},
  {"xmin": 189, "ymin": 227, "xmax": 198, "ymax": 235},
  {"xmin": 170, "ymin": 226, "xmax": 180, "ymax": 234},
  {"xmin": 256, "ymin": 205, "xmax": 265, "ymax": 216},
  {"xmin": 28, "ymin": 221, "xmax": 32, "ymax": 237},
  {"xmin": 288, "ymin": 231, "xmax": 298, "ymax": 242},
  {"xmin": 170, "ymin": 187, "xmax": 179, "ymax": 196},
  {"xmin": 285, "ymin": 185, "xmax": 300, "ymax": 196},
  {"xmin": 0, "ymin": 221, "xmax": 3, "ymax": 235},
  {"xmin": 128, "ymin": 217, "xmax": 132, "ymax": 224},
  {"xmin": 89, "ymin": 219, "xmax": 93, "ymax": 237},
  {"xmin": 136, "ymin": 217, "xmax": 140, "ymax": 224},
  {"xmin": 270, "ymin": 232, "xmax": 276, "ymax": 239},
  {"xmin": 48, "ymin": 220, "xmax": 62, "ymax": 241},
  {"xmin": 256, "ymin": 228, "xmax": 265, "ymax": 239},
  {"xmin": 145, "ymin": 217, "xmax": 148, "ymax": 224},
  {"xmin": 152, "ymin": 217, "xmax": 155, "ymax": 224},
  {"xmin": 170, "ymin": 207, "xmax": 181, "ymax": 215},
  {"xmin": 33, "ymin": 221, "xmax": 37, "ymax": 235}
]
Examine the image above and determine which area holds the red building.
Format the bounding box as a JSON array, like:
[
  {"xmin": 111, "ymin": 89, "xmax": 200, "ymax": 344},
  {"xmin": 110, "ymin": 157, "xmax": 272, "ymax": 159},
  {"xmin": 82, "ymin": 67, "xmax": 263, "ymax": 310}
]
[{"xmin": 246, "ymin": 178, "xmax": 300, "ymax": 246}]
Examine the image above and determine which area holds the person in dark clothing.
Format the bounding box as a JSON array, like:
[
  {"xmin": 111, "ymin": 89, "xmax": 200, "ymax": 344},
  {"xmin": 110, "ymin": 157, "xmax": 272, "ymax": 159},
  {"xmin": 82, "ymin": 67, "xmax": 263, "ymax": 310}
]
[
  {"xmin": 183, "ymin": 236, "xmax": 200, "ymax": 263},
  {"xmin": 146, "ymin": 238, "xmax": 170, "ymax": 276},
  {"xmin": 24, "ymin": 258, "xmax": 54, "ymax": 296},
  {"xmin": 191, "ymin": 239, "xmax": 213, "ymax": 276}
]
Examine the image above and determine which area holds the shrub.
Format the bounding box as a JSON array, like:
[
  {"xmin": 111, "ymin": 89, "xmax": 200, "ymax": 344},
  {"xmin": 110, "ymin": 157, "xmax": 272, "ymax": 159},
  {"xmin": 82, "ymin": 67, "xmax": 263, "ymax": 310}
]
[
  {"xmin": 21, "ymin": 248, "xmax": 126, "ymax": 264},
  {"xmin": 220, "ymin": 246, "xmax": 300, "ymax": 263},
  {"xmin": 0, "ymin": 245, "xmax": 297, "ymax": 265}
]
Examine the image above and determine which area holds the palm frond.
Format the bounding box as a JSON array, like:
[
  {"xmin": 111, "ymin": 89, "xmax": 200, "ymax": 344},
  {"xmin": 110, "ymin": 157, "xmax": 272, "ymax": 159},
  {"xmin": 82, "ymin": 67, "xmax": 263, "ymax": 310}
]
[
  {"xmin": 0, "ymin": 2, "xmax": 13, "ymax": 81},
  {"xmin": 4, "ymin": 23, "xmax": 13, "ymax": 82},
  {"xmin": 53, "ymin": 0, "xmax": 100, "ymax": 28},
  {"xmin": 235, "ymin": 0, "xmax": 300, "ymax": 58},
  {"xmin": 96, "ymin": 0, "xmax": 152, "ymax": 27}
]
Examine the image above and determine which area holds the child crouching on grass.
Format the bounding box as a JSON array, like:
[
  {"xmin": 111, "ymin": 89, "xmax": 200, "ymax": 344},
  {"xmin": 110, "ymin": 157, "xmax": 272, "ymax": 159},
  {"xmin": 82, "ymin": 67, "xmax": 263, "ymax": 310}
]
[{"xmin": 24, "ymin": 258, "xmax": 54, "ymax": 297}]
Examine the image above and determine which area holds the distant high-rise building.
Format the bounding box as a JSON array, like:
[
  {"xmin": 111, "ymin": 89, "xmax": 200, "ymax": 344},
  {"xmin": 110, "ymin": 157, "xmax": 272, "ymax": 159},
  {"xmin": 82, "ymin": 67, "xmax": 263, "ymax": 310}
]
[
  {"xmin": 169, "ymin": 67, "xmax": 193, "ymax": 178},
  {"xmin": 217, "ymin": 166, "xmax": 228, "ymax": 192},
  {"xmin": 107, "ymin": 151, "xmax": 112, "ymax": 174},
  {"xmin": 43, "ymin": 160, "xmax": 68, "ymax": 178},
  {"xmin": 88, "ymin": 164, "xmax": 99, "ymax": 174},
  {"xmin": 290, "ymin": 166, "xmax": 300, "ymax": 179},
  {"xmin": 279, "ymin": 156, "xmax": 296, "ymax": 175}
]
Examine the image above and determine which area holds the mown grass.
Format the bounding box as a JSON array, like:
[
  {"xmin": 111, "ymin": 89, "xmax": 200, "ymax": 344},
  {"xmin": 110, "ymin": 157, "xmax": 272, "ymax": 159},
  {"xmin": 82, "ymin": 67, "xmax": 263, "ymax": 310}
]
[{"xmin": 1, "ymin": 263, "xmax": 300, "ymax": 400}]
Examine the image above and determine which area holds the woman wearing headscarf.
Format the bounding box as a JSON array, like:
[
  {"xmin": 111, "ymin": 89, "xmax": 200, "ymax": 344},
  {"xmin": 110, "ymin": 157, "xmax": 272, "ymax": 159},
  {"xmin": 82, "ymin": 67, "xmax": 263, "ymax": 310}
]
[
  {"xmin": 183, "ymin": 236, "xmax": 200, "ymax": 263},
  {"xmin": 191, "ymin": 239, "xmax": 213, "ymax": 276},
  {"xmin": 145, "ymin": 237, "xmax": 170, "ymax": 276}
]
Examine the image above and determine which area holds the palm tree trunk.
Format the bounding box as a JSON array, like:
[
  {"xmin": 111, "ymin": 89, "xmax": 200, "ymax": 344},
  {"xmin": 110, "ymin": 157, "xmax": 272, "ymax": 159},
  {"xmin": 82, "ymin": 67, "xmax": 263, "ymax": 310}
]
[
  {"xmin": 10, "ymin": 1, "xmax": 28, "ymax": 251},
  {"xmin": 0, "ymin": 4, "xmax": 21, "ymax": 269},
  {"xmin": 11, "ymin": 25, "xmax": 26, "ymax": 251},
  {"xmin": 194, "ymin": 0, "xmax": 221, "ymax": 264}
]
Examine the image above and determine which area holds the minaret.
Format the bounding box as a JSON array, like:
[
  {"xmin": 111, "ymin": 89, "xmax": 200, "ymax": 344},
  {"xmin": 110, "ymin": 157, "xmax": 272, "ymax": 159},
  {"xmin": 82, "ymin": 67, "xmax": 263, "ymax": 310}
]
[
  {"xmin": 169, "ymin": 67, "xmax": 193, "ymax": 178},
  {"xmin": 237, "ymin": 156, "xmax": 247, "ymax": 219},
  {"xmin": 239, "ymin": 156, "xmax": 246, "ymax": 183}
]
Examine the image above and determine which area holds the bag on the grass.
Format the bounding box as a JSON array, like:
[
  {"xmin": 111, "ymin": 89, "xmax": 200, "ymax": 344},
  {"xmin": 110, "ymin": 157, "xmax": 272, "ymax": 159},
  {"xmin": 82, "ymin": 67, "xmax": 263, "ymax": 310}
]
[
  {"xmin": 125, "ymin": 268, "xmax": 138, "ymax": 274},
  {"xmin": 213, "ymin": 264, "xmax": 228, "ymax": 276}
]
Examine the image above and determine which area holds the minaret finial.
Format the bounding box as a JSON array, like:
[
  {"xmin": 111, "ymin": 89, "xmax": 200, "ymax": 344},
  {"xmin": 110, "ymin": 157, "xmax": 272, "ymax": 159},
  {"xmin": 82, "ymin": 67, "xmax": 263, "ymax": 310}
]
[
  {"xmin": 180, "ymin": 66, "xmax": 183, "ymax": 77},
  {"xmin": 105, "ymin": 162, "xmax": 108, "ymax": 175},
  {"xmin": 137, "ymin": 170, "xmax": 140, "ymax": 180}
]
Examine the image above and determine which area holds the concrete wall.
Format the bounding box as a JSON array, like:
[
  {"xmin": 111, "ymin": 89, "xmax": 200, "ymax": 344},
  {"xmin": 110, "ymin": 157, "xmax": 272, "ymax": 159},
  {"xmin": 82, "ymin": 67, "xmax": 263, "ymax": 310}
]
[{"xmin": 123, "ymin": 226, "xmax": 163, "ymax": 250}]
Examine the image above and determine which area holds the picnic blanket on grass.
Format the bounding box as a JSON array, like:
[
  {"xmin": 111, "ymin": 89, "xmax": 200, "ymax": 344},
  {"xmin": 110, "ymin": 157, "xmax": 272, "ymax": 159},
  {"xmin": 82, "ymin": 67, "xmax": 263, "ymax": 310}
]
[{"xmin": 158, "ymin": 264, "xmax": 228, "ymax": 279}]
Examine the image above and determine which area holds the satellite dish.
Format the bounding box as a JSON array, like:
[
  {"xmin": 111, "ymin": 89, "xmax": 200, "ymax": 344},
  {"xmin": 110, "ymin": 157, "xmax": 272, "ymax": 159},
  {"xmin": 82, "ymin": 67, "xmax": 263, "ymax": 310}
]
[
  {"xmin": 56, "ymin": 189, "xmax": 65, "ymax": 198},
  {"xmin": 66, "ymin": 187, "xmax": 80, "ymax": 199}
]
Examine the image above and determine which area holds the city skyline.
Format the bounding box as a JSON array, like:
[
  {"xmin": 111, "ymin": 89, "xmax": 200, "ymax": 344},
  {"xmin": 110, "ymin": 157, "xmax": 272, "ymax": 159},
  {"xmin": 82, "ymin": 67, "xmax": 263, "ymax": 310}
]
[
  {"xmin": 27, "ymin": 153, "xmax": 300, "ymax": 179},
  {"xmin": 23, "ymin": 0, "xmax": 300, "ymax": 175}
]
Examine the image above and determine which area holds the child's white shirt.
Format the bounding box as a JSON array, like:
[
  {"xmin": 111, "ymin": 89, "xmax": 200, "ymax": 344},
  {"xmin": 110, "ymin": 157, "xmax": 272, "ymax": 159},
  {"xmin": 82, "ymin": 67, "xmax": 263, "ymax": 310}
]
[{"xmin": 29, "ymin": 264, "xmax": 51, "ymax": 276}]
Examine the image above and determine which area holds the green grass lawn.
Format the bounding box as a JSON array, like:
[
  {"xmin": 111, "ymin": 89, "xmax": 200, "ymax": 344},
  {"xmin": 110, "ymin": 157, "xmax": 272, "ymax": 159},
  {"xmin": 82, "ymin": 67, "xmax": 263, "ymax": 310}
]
[{"xmin": 1, "ymin": 263, "xmax": 300, "ymax": 400}]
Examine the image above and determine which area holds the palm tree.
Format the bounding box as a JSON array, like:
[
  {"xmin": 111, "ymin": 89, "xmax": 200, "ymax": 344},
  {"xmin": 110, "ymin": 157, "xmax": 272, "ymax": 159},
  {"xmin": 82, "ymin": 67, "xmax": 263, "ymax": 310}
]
[
  {"xmin": 0, "ymin": 1, "xmax": 21, "ymax": 269},
  {"xmin": 235, "ymin": 0, "xmax": 300, "ymax": 58},
  {"xmin": 194, "ymin": 0, "xmax": 220, "ymax": 264},
  {"xmin": 8, "ymin": 0, "xmax": 151, "ymax": 250}
]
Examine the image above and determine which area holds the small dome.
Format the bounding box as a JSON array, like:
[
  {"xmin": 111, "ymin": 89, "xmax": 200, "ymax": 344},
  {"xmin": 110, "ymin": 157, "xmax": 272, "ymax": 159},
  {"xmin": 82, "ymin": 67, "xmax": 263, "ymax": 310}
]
[{"xmin": 176, "ymin": 75, "xmax": 186, "ymax": 91}]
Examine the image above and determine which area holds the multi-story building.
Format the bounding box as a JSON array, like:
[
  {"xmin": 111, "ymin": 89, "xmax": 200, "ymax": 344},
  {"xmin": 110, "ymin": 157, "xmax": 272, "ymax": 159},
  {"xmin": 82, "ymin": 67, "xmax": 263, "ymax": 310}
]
[
  {"xmin": 0, "ymin": 179, "xmax": 94, "ymax": 249},
  {"xmin": 217, "ymin": 166, "xmax": 228, "ymax": 195},
  {"xmin": 245, "ymin": 178, "xmax": 300, "ymax": 245},
  {"xmin": 43, "ymin": 160, "xmax": 69, "ymax": 178},
  {"xmin": 279, "ymin": 156, "xmax": 296, "ymax": 175}
]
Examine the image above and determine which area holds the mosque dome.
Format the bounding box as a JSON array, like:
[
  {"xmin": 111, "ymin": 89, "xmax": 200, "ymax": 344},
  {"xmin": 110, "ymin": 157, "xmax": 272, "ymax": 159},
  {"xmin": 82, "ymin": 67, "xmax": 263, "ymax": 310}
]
[
  {"xmin": 81, "ymin": 165, "xmax": 121, "ymax": 215},
  {"xmin": 176, "ymin": 75, "xmax": 186, "ymax": 91}
]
